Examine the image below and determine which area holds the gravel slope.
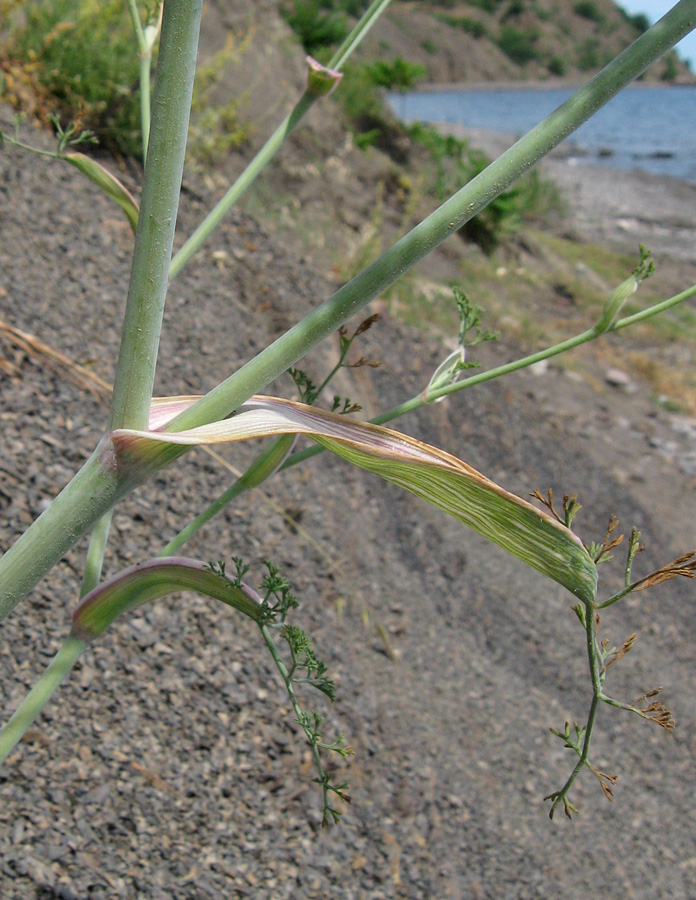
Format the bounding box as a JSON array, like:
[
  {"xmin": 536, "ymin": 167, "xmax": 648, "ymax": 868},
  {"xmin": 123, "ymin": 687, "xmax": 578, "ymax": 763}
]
[{"xmin": 1, "ymin": 107, "xmax": 696, "ymax": 900}]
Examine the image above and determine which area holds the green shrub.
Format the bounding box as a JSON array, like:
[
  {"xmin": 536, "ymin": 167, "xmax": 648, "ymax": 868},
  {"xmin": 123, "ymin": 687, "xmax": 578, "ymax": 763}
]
[
  {"xmin": 573, "ymin": 1, "xmax": 605, "ymax": 25},
  {"xmin": 497, "ymin": 26, "xmax": 539, "ymax": 64},
  {"xmin": 407, "ymin": 123, "xmax": 561, "ymax": 252},
  {"xmin": 662, "ymin": 51, "xmax": 678, "ymax": 81},
  {"xmin": 364, "ymin": 58, "xmax": 426, "ymax": 91},
  {"xmin": 436, "ymin": 13, "xmax": 489, "ymax": 38},
  {"xmin": 619, "ymin": 8, "xmax": 650, "ymax": 33},
  {"xmin": 577, "ymin": 37, "xmax": 599, "ymax": 70},
  {"xmin": 281, "ymin": 0, "xmax": 349, "ymax": 56},
  {"xmin": 334, "ymin": 63, "xmax": 407, "ymax": 157},
  {"xmin": 502, "ymin": 0, "xmax": 525, "ymax": 20},
  {"xmin": 547, "ymin": 55, "xmax": 566, "ymax": 76},
  {"xmin": 470, "ymin": 0, "xmax": 504, "ymax": 12},
  {"xmin": 2, "ymin": 0, "xmax": 141, "ymax": 155}
]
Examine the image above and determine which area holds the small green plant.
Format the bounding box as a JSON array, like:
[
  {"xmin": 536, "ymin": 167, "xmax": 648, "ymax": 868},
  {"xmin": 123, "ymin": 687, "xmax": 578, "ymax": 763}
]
[
  {"xmin": 435, "ymin": 12, "xmax": 489, "ymax": 38},
  {"xmin": 470, "ymin": 0, "xmax": 504, "ymax": 12},
  {"xmin": 333, "ymin": 60, "xmax": 404, "ymax": 151},
  {"xmin": 548, "ymin": 54, "xmax": 566, "ymax": 76},
  {"xmin": 408, "ymin": 123, "xmax": 562, "ymax": 251},
  {"xmin": 1, "ymin": 0, "xmax": 696, "ymax": 842},
  {"xmin": 540, "ymin": 509, "xmax": 693, "ymax": 818},
  {"xmin": 363, "ymin": 56, "xmax": 426, "ymax": 90},
  {"xmin": 620, "ymin": 7, "xmax": 651, "ymax": 33},
  {"xmin": 281, "ymin": 0, "xmax": 350, "ymax": 56},
  {"xmin": 577, "ymin": 37, "xmax": 600, "ymax": 70},
  {"xmin": 497, "ymin": 25, "xmax": 540, "ymax": 64},
  {"xmin": 187, "ymin": 34, "xmax": 254, "ymax": 167},
  {"xmin": 573, "ymin": 0, "xmax": 606, "ymax": 25},
  {"xmin": 1, "ymin": 0, "xmax": 142, "ymax": 155},
  {"xmin": 502, "ymin": 0, "xmax": 525, "ymax": 20},
  {"xmin": 662, "ymin": 49, "xmax": 679, "ymax": 80}
]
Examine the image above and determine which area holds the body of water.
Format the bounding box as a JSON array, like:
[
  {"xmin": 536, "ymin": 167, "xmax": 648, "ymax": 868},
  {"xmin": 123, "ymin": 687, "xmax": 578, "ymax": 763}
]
[{"xmin": 388, "ymin": 84, "xmax": 696, "ymax": 183}]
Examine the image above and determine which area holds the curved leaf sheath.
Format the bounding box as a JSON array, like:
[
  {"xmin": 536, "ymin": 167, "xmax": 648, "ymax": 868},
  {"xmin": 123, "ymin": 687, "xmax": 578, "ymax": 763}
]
[
  {"xmin": 112, "ymin": 397, "xmax": 598, "ymax": 602},
  {"xmin": 65, "ymin": 153, "xmax": 140, "ymax": 233},
  {"xmin": 73, "ymin": 557, "xmax": 261, "ymax": 641}
]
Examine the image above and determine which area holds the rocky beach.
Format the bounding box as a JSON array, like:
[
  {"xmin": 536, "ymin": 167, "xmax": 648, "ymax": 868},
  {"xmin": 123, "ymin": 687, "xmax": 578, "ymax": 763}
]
[
  {"xmin": 441, "ymin": 124, "xmax": 696, "ymax": 263},
  {"xmin": 1, "ymin": 97, "xmax": 696, "ymax": 900}
]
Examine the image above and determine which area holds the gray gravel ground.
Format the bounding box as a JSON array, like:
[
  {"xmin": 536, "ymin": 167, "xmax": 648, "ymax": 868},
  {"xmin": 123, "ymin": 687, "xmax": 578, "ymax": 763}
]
[{"xmin": 2, "ymin": 107, "xmax": 696, "ymax": 899}]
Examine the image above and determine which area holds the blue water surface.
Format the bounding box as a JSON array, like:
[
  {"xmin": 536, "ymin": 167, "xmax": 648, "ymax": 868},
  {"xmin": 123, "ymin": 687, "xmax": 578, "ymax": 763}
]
[{"xmin": 388, "ymin": 85, "xmax": 696, "ymax": 183}]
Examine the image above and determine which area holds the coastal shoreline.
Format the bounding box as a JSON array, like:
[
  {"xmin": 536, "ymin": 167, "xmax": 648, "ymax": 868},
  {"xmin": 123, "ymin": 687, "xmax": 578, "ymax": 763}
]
[
  {"xmin": 439, "ymin": 124, "xmax": 696, "ymax": 265},
  {"xmin": 414, "ymin": 79, "xmax": 696, "ymax": 92}
]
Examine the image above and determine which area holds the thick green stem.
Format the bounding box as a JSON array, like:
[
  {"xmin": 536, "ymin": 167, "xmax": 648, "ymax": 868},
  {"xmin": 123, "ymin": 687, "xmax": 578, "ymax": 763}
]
[
  {"xmin": 80, "ymin": 0, "xmax": 201, "ymax": 593},
  {"xmin": 109, "ymin": 0, "xmax": 202, "ymax": 432},
  {"xmin": 0, "ymin": 636, "xmax": 87, "ymax": 765},
  {"xmin": 0, "ymin": 450, "xmax": 122, "ymax": 620}
]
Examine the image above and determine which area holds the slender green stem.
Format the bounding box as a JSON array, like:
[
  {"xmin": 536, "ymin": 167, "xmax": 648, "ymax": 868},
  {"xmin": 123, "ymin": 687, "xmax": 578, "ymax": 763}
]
[
  {"xmin": 169, "ymin": 0, "xmax": 394, "ymax": 281},
  {"xmin": 0, "ymin": 135, "xmax": 58, "ymax": 159},
  {"xmin": 597, "ymin": 585, "xmax": 634, "ymax": 609},
  {"xmin": 109, "ymin": 0, "xmax": 202, "ymax": 431},
  {"xmin": 548, "ymin": 694, "xmax": 600, "ymax": 817},
  {"xmin": 125, "ymin": 0, "xmax": 147, "ymax": 51},
  {"xmin": 599, "ymin": 693, "xmax": 634, "ymax": 712},
  {"xmin": 158, "ymin": 436, "xmax": 294, "ymax": 557},
  {"xmin": 612, "ymin": 282, "xmax": 696, "ymax": 331},
  {"xmin": 281, "ymin": 281, "xmax": 696, "ymax": 470},
  {"xmin": 259, "ymin": 624, "xmax": 330, "ymax": 818},
  {"xmin": 314, "ymin": 344, "xmax": 351, "ymax": 399},
  {"xmin": 377, "ymin": 329, "xmax": 601, "ymax": 423},
  {"xmin": 139, "ymin": 53, "xmax": 152, "ymax": 161},
  {"xmin": 328, "ymin": 0, "xmax": 393, "ymax": 70},
  {"xmin": 125, "ymin": 0, "xmax": 153, "ymax": 160},
  {"xmin": 169, "ymin": 92, "xmax": 315, "ymax": 280},
  {"xmin": 81, "ymin": 510, "xmax": 114, "ymax": 597},
  {"xmin": 0, "ymin": 636, "xmax": 87, "ymax": 765},
  {"xmin": 548, "ymin": 605, "xmax": 602, "ymax": 817}
]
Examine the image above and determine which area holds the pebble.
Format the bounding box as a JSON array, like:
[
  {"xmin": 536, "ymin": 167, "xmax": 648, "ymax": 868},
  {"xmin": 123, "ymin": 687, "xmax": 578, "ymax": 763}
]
[{"xmin": 605, "ymin": 367, "xmax": 632, "ymax": 388}]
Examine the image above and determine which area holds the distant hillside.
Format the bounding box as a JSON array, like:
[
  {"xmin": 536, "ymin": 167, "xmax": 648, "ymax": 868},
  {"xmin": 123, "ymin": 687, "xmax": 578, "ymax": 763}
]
[{"xmin": 337, "ymin": 0, "xmax": 694, "ymax": 84}]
